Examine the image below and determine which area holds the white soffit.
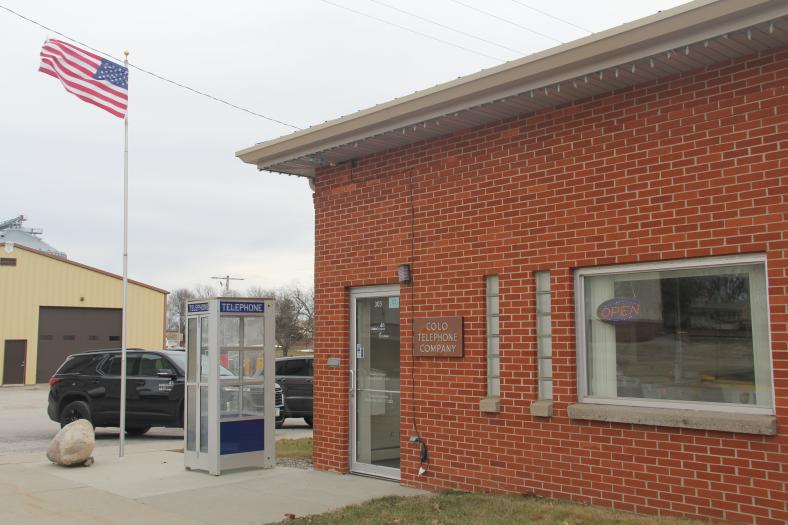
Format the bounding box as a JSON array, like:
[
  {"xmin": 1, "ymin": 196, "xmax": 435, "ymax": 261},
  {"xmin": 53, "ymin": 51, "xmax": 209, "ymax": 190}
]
[{"xmin": 236, "ymin": 0, "xmax": 788, "ymax": 177}]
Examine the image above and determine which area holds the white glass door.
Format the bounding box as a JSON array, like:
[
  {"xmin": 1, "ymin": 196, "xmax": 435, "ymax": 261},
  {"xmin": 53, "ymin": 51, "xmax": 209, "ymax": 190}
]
[{"xmin": 350, "ymin": 285, "xmax": 400, "ymax": 479}]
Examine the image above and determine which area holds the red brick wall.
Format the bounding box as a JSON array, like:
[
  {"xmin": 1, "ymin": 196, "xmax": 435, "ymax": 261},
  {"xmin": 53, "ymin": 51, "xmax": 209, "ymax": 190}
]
[{"xmin": 311, "ymin": 46, "xmax": 788, "ymax": 524}]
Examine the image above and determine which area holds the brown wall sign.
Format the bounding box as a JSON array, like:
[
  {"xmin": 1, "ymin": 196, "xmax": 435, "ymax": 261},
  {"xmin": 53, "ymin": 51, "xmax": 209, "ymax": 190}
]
[{"xmin": 413, "ymin": 317, "xmax": 463, "ymax": 357}]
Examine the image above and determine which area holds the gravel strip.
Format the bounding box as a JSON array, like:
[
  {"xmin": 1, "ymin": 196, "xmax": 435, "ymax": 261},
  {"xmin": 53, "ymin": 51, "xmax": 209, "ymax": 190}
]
[{"xmin": 277, "ymin": 456, "xmax": 313, "ymax": 469}]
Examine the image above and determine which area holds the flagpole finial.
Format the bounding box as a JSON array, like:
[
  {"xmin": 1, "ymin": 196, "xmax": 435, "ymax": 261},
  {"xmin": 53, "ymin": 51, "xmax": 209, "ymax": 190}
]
[{"xmin": 124, "ymin": 50, "xmax": 129, "ymax": 57}]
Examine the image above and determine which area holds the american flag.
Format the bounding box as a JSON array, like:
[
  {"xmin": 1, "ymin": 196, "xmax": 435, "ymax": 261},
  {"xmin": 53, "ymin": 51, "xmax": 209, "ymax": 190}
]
[{"xmin": 39, "ymin": 38, "xmax": 128, "ymax": 119}]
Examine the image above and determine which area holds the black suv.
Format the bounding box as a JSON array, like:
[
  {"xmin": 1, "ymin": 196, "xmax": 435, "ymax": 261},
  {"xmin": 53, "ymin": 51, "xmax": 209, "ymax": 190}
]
[
  {"xmin": 48, "ymin": 348, "xmax": 285, "ymax": 434},
  {"xmin": 275, "ymin": 355, "xmax": 313, "ymax": 427}
]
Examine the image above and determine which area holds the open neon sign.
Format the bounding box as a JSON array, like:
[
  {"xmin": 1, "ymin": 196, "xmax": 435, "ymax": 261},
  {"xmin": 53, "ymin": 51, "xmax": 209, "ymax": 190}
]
[{"xmin": 596, "ymin": 298, "xmax": 641, "ymax": 323}]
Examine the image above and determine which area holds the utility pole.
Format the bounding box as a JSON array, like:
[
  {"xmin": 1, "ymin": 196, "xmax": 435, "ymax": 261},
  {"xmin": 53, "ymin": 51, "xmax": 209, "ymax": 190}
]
[{"xmin": 211, "ymin": 274, "xmax": 244, "ymax": 293}]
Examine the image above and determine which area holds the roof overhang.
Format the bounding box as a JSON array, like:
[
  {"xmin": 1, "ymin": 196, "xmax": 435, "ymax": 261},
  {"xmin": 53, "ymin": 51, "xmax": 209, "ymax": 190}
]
[{"xmin": 236, "ymin": 0, "xmax": 788, "ymax": 177}]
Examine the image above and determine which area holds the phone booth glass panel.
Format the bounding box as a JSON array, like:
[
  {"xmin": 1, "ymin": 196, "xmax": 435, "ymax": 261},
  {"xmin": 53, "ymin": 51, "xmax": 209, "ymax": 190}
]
[{"xmin": 184, "ymin": 297, "xmax": 275, "ymax": 475}]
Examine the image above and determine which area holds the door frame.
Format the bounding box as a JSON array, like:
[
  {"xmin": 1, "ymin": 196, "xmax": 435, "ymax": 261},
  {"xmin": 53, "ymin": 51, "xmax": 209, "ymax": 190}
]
[
  {"xmin": 349, "ymin": 284, "xmax": 400, "ymax": 479},
  {"xmin": 3, "ymin": 340, "xmax": 27, "ymax": 385}
]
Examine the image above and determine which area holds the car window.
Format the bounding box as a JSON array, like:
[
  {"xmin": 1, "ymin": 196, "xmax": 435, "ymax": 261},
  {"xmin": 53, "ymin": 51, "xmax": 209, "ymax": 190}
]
[
  {"xmin": 57, "ymin": 354, "xmax": 99, "ymax": 374},
  {"xmin": 168, "ymin": 352, "xmax": 186, "ymax": 374},
  {"xmin": 275, "ymin": 361, "xmax": 285, "ymax": 375},
  {"xmin": 103, "ymin": 355, "xmax": 140, "ymax": 376},
  {"xmin": 138, "ymin": 354, "xmax": 173, "ymax": 376},
  {"xmin": 285, "ymin": 359, "xmax": 308, "ymax": 376}
]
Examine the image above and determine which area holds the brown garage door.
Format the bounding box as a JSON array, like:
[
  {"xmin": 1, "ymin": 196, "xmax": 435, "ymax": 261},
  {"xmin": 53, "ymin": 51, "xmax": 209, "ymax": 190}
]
[{"xmin": 36, "ymin": 307, "xmax": 122, "ymax": 383}]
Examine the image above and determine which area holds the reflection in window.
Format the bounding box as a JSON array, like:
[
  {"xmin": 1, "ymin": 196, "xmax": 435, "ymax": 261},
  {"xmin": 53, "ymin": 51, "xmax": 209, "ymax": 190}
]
[
  {"xmin": 138, "ymin": 354, "xmax": 170, "ymax": 376},
  {"xmin": 218, "ymin": 313, "xmax": 265, "ymax": 421},
  {"xmin": 242, "ymin": 350, "xmax": 264, "ymax": 380},
  {"xmin": 581, "ymin": 260, "xmax": 771, "ymax": 409},
  {"xmin": 220, "ymin": 349, "xmax": 240, "ymax": 377},
  {"xmin": 243, "ymin": 317, "xmax": 264, "ymax": 347},
  {"xmin": 105, "ymin": 355, "xmax": 140, "ymax": 376},
  {"xmin": 220, "ymin": 385, "xmax": 241, "ymax": 418},
  {"xmin": 200, "ymin": 386, "xmax": 208, "ymax": 452},
  {"xmin": 200, "ymin": 317, "xmax": 209, "ymax": 380},
  {"xmin": 220, "ymin": 317, "xmax": 240, "ymax": 347},
  {"xmin": 186, "ymin": 386, "xmax": 196, "ymax": 451},
  {"xmin": 187, "ymin": 318, "xmax": 197, "ymax": 382}
]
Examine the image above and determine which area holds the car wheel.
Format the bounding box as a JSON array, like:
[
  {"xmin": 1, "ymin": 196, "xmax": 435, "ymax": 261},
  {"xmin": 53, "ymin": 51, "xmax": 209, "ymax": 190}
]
[
  {"xmin": 60, "ymin": 400, "xmax": 92, "ymax": 428},
  {"xmin": 304, "ymin": 416, "xmax": 313, "ymax": 428},
  {"xmin": 126, "ymin": 426, "xmax": 151, "ymax": 436},
  {"xmin": 275, "ymin": 419, "xmax": 284, "ymax": 429}
]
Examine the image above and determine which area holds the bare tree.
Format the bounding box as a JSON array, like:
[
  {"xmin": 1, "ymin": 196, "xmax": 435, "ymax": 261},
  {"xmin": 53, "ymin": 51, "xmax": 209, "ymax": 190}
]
[
  {"xmin": 246, "ymin": 285, "xmax": 314, "ymax": 356},
  {"xmin": 167, "ymin": 283, "xmax": 313, "ymax": 356},
  {"xmin": 194, "ymin": 283, "xmax": 221, "ymax": 298},
  {"xmin": 246, "ymin": 285, "xmax": 272, "ymax": 299},
  {"xmin": 167, "ymin": 288, "xmax": 195, "ymax": 333},
  {"xmin": 167, "ymin": 283, "xmax": 227, "ymax": 337},
  {"xmin": 291, "ymin": 286, "xmax": 314, "ymax": 347}
]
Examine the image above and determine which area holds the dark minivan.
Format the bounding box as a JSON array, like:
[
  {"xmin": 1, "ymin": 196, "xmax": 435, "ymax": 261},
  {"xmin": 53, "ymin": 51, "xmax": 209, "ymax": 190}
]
[
  {"xmin": 48, "ymin": 348, "xmax": 285, "ymax": 433},
  {"xmin": 275, "ymin": 355, "xmax": 313, "ymax": 427}
]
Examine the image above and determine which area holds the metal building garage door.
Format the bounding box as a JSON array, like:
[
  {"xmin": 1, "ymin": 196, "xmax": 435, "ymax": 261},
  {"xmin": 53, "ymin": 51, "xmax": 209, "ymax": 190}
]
[{"xmin": 36, "ymin": 307, "xmax": 122, "ymax": 383}]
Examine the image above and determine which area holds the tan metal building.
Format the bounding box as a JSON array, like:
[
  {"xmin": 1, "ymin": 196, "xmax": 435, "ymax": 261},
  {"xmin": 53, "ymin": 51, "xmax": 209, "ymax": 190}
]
[{"xmin": 0, "ymin": 242, "xmax": 167, "ymax": 385}]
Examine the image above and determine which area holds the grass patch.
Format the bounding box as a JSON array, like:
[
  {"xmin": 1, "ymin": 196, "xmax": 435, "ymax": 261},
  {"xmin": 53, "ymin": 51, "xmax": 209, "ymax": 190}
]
[
  {"xmin": 280, "ymin": 492, "xmax": 708, "ymax": 525},
  {"xmin": 277, "ymin": 437, "xmax": 312, "ymax": 459}
]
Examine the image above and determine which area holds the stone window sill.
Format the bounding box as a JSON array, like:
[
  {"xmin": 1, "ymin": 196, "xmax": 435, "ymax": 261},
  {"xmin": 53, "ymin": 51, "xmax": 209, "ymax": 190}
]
[
  {"xmin": 530, "ymin": 400, "xmax": 553, "ymax": 417},
  {"xmin": 479, "ymin": 397, "xmax": 500, "ymax": 413},
  {"xmin": 567, "ymin": 403, "xmax": 776, "ymax": 435}
]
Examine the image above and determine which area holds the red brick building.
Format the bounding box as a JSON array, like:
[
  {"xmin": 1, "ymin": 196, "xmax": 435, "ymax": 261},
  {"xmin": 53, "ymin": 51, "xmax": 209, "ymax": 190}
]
[{"xmin": 239, "ymin": 1, "xmax": 788, "ymax": 523}]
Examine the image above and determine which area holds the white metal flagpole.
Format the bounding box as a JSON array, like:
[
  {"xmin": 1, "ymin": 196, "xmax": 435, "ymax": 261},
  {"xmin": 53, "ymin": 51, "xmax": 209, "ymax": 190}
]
[{"xmin": 119, "ymin": 50, "xmax": 130, "ymax": 458}]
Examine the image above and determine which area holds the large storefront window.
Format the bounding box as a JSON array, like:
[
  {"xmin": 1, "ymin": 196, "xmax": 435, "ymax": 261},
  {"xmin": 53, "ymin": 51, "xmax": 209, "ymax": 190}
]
[{"xmin": 577, "ymin": 256, "xmax": 772, "ymax": 413}]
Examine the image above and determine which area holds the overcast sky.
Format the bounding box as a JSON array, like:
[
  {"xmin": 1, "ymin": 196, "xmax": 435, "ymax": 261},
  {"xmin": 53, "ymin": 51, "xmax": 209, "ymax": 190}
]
[{"xmin": 1, "ymin": 0, "xmax": 689, "ymax": 294}]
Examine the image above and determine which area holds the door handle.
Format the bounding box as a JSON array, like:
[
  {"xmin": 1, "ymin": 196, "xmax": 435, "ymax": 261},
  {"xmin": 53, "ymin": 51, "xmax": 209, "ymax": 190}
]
[{"xmin": 349, "ymin": 369, "xmax": 355, "ymax": 393}]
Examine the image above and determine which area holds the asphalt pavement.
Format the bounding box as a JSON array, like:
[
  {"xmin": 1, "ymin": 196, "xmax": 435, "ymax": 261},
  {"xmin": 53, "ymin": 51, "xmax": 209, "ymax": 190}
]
[{"xmin": 0, "ymin": 384, "xmax": 312, "ymax": 457}]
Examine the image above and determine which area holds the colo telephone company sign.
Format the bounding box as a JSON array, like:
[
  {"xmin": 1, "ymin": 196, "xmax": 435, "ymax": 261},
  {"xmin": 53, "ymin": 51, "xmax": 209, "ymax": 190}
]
[{"xmin": 413, "ymin": 317, "xmax": 463, "ymax": 357}]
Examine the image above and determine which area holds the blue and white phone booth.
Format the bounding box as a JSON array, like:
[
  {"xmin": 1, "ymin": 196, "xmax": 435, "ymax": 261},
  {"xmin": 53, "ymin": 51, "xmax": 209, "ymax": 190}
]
[{"xmin": 184, "ymin": 297, "xmax": 276, "ymax": 475}]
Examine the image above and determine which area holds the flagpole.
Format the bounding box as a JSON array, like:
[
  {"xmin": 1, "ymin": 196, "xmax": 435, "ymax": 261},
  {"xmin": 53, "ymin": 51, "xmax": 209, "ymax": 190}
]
[{"xmin": 119, "ymin": 50, "xmax": 129, "ymax": 458}]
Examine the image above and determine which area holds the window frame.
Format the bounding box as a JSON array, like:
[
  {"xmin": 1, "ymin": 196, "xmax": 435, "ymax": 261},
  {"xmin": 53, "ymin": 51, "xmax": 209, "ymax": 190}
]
[{"xmin": 574, "ymin": 254, "xmax": 775, "ymax": 416}]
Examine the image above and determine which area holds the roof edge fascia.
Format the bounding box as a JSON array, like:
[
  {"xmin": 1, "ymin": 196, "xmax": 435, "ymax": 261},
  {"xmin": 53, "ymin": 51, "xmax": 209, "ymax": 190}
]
[
  {"xmin": 0, "ymin": 242, "xmax": 169, "ymax": 295},
  {"xmin": 236, "ymin": 0, "xmax": 784, "ymax": 170}
]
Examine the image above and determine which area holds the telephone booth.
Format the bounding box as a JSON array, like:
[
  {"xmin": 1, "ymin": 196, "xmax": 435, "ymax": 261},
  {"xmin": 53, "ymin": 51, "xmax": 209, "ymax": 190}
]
[{"xmin": 184, "ymin": 297, "xmax": 276, "ymax": 475}]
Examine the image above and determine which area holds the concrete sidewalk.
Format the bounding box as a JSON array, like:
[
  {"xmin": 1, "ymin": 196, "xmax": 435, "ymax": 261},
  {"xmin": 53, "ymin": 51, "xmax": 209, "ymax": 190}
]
[{"xmin": 0, "ymin": 444, "xmax": 425, "ymax": 524}]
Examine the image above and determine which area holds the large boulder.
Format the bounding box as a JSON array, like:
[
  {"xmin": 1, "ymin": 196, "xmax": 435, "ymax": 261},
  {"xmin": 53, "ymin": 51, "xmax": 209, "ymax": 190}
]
[{"xmin": 47, "ymin": 419, "xmax": 95, "ymax": 466}]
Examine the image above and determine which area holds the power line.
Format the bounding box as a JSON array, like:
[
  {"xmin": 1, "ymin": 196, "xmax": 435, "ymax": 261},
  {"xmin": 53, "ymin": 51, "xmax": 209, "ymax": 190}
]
[
  {"xmin": 0, "ymin": 3, "xmax": 303, "ymax": 130},
  {"xmin": 448, "ymin": 0, "xmax": 563, "ymax": 44},
  {"xmin": 367, "ymin": 0, "xmax": 526, "ymax": 56},
  {"xmin": 508, "ymin": 0, "xmax": 593, "ymax": 34},
  {"xmin": 125, "ymin": 63, "xmax": 300, "ymax": 129},
  {"xmin": 316, "ymin": 0, "xmax": 505, "ymax": 62}
]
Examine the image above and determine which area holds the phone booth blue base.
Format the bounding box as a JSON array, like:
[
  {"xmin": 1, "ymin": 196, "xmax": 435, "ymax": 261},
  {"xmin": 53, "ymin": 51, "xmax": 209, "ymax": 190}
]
[{"xmin": 183, "ymin": 297, "xmax": 276, "ymax": 475}]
